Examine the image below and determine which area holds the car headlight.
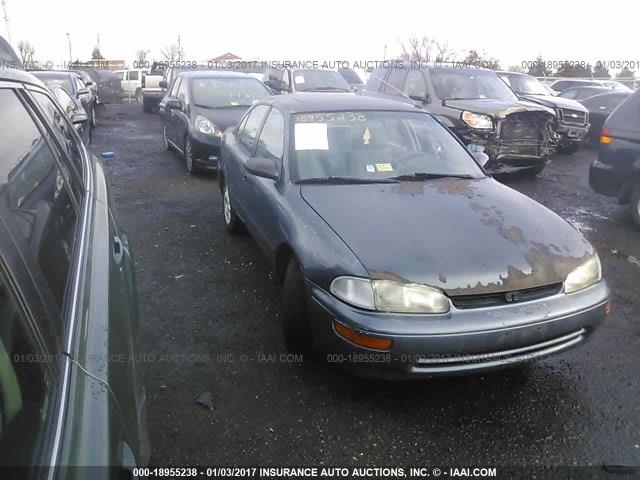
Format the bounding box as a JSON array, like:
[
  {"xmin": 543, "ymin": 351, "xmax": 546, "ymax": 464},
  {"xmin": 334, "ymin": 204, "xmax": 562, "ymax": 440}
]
[
  {"xmin": 330, "ymin": 277, "xmax": 450, "ymax": 314},
  {"xmin": 461, "ymin": 111, "xmax": 493, "ymax": 130},
  {"xmin": 194, "ymin": 115, "xmax": 222, "ymax": 137},
  {"xmin": 564, "ymin": 255, "xmax": 602, "ymax": 294}
]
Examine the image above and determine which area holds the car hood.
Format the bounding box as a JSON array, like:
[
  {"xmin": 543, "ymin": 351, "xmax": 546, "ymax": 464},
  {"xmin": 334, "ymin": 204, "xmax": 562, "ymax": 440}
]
[
  {"xmin": 192, "ymin": 105, "xmax": 249, "ymax": 131},
  {"xmin": 443, "ymin": 98, "xmax": 555, "ymax": 118},
  {"xmin": 519, "ymin": 94, "xmax": 588, "ymax": 112},
  {"xmin": 301, "ymin": 178, "xmax": 594, "ymax": 296}
]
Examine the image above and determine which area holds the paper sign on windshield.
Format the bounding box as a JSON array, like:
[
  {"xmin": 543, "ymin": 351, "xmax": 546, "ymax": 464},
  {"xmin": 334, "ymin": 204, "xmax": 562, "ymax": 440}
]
[{"xmin": 295, "ymin": 123, "xmax": 329, "ymax": 151}]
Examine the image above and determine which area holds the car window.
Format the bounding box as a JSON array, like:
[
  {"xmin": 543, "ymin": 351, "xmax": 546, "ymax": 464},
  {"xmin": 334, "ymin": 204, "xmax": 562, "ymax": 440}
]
[
  {"xmin": 170, "ymin": 77, "xmax": 182, "ymax": 98},
  {"xmin": 30, "ymin": 90, "xmax": 85, "ymax": 196},
  {"xmin": 190, "ymin": 77, "xmax": 270, "ymax": 108},
  {"xmin": 404, "ymin": 70, "xmax": 428, "ymax": 98},
  {"xmin": 128, "ymin": 71, "xmax": 139, "ymax": 81},
  {"xmin": 383, "ymin": 69, "xmax": 407, "ymax": 95},
  {"xmin": 0, "ymin": 270, "xmax": 55, "ymax": 466},
  {"xmin": 559, "ymin": 89, "xmax": 577, "ymax": 99},
  {"xmin": 177, "ymin": 78, "xmax": 187, "ymax": 104},
  {"xmin": 583, "ymin": 94, "xmax": 628, "ymax": 111},
  {"xmin": 0, "ymin": 89, "xmax": 79, "ymax": 312},
  {"xmin": 74, "ymin": 77, "xmax": 84, "ymax": 91},
  {"xmin": 238, "ymin": 105, "xmax": 269, "ymax": 154},
  {"xmin": 606, "ymin": 91, "xmax": 640, "ymax": 130},
  {"xmin": 255, "ymin": 108, "xmax": 285, "ymax": 170},
  {"xmin": 366, "ymin": 68, "xmax": 387, "ymax": 92}
]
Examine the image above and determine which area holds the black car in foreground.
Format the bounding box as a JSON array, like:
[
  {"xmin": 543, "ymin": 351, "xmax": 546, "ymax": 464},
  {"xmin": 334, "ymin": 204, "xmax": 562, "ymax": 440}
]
[
  {"xmin": 498, "ymin": 71, "xmax": 589, "ymax": 153},
  {"xmin": 219, "ymin": 93, "xmax": 610, "ymax": 378},
  {"xmin": 0, "ymin": 64, "xmax": 149, "ymax": 474},
  {"xmin": 589, "ymin": 89, "xmax": 640, "ymax": 226},
  {"xmin": 30, "ymin": 70, "xmax": 97, "ymax": 128},
  {"xmin": 158, "ymin": 71, "xmax": 272, "ymax": 174},
  {"xmin": 579, "ymin": 91, "xmax": 632, "ymax": 143},
  {"xmin": 365, "ymin": 63, "xmax": 556, "ymax": 175}
]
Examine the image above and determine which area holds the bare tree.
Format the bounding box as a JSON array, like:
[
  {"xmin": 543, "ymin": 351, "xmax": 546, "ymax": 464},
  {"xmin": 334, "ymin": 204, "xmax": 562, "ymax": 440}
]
[
  {"xmin": 17, "ymin": 40, "xmax": 35, "ymax": 65},
  {"xmin": 507, "ymin": 64, "xmax": 526, "ymax": 73},
  {"xmin": 92, "ymin": 46, "xmax": 104, "ymax": 60},
  {"xmin": 398, "ymin": 36, "xmax": 457, "ymax": 63},
  {"xmin": 136, "ymin": 49, "xmax": 149, "ymax": 63},
  {"xmin": 161, "ymin": 43, "xmax": 183, "ymax": 61}
]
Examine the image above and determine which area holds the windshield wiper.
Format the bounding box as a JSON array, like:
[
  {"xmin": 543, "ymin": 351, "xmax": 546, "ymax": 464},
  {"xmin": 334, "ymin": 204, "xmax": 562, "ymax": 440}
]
[
  {"xmin": 297, "ymin": 176, "xmax": 398, "ymax": 185},
  {"xmin": 390, "ymin": 172, "xmax": 476, "ymax": 181}
]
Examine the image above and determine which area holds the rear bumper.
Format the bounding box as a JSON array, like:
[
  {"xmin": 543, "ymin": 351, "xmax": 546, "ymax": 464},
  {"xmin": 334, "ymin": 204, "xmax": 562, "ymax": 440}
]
[
  {"xmin": 142, "ymin": 89, "xmax": 164, "ymax": 99},
  {"xmin": 306, "ymin": 280, "xmax": 610, "ymax": 379}
]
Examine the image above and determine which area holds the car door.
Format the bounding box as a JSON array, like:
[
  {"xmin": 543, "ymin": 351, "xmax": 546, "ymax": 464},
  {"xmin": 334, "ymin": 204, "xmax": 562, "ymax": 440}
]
[
  {"xmin": 164, "ymin": 76, "xmax": 182, "ymax": 146},
  {"xmin": 174, "ymin": 77, "xmax": 190, "ymax": 148},
  {"xmin": 242, "ymin": 106, "xmax": 286, "ymax": 254},
  {"xmin": 225, "ymin": 104, "xmax": 270, "ymax": 223}
]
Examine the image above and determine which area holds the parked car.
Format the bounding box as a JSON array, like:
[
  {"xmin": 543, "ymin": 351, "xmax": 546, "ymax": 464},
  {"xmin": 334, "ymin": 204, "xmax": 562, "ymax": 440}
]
[
  {"xmin": 73, "ymin": 70, "xmax": 98, "ymax": 102},
  {"xmin": 263, "ymin": 67, "xmax": 351, "ymax": 94},
  {"xmin": 158, "ymin": 71, "xmax": 272, "ymax": 174},
  {"xmin": 0, "ymin": 64, "xmax": 149, "ymax": 472},
  {"xmin": 86, "ymin": 68, "xmax": 124, "ymax": 104},
  {"xmin": 559, "ymin": 86, "xmax": 612, "ymax": 100},
  {"xmin": 31, "ymin": 70, "xmax": 97, "ymax": 128},
  {"xmin": 158, "ymin": 64, "xmax": 210, "ymax": 98},
  {"xmin": 114, "ymin": 68, "xmax": 149, "ymax": 101},
  {"xmin": 52, "ymin": 85, "xmax": 91, "ymax": 145},
  {"xmin": 579, "ymin": 91, "xmax": 631, "ymax": 142},
  {"xmin": 365, "ymin": 62, "xmax": 556, "ymax": 175},
  {"xmin": 589, "ymin": 90, "xmax": 640, "ymax": 225},
  {"xmin": 498, "ymin": 71, "xmax": 589, "ymax": 153},
  {"xmin": 218, "ymin": 93, "xmax": 610, "ymax": 378},
  {"xmin": 338, "ymin": 67, "xmax": 366, "ymax": 92},
  {"xmin": 141, "ymin": 62, "xmax": 166, "ymax": 113},
  {"xmin": 550, "ymin": 78, "xmax": 631, "ymax": 94}
]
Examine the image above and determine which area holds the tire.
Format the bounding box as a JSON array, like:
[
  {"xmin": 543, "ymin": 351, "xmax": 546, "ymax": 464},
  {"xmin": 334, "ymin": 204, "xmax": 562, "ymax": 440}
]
[
  {"xmin": 162, "ymin": 125, "xmax": 171, "ymax": 151},
  {"xmin": 630, "ymin": 182, "xmax": 640, "ymax": 228},
  {"xmin": 143, "ymin": 96, "xmax": 152, "ymax": 113},
  {"xmin": 135, "ymin": 88, "xmax": 142, "ymax": 103},
  {"xmin": 222, "ymin": 181, "xmax": 242, "ymax": 234},
  {"xmin": 529, "ymin": 162, "xmax": 546, "ymax": 176},
  {"xmin": 184, "ymin": 136, "xmax": 199, "ymax": 174},
  {"xmin": 282, "ymin": 257, "xmax": 312, "ymax": 353},
  {"xmin": 557, "ymin": 142, "xmax": 579, "ymax": 154},
  {"xmin": 90, "ymin": 105, "xmax": 96, "ymax": 128}
]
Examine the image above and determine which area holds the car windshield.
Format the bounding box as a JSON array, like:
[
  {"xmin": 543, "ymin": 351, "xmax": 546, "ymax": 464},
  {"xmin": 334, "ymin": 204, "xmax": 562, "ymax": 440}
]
[
  {"xmin": 291, "ymin": 111, "xmax": 485, "ymax": 183},
  {"xmin": 191, "ymin": 77, "xmax": 270, "ymax": 108},
  {"xmin": 431, "ymin": 68, "xmax": 518, "ymax": 101},
  {"xmin": 292, "ymin": 70, "xmax": 351, "ymax": 92},
  {"xmin": 503, "ymin": 74, "xmax": 549, "ymax": 95},
  {"xmin": 33, "ymin": 74, "xmax": 73, "ymax": 95}
]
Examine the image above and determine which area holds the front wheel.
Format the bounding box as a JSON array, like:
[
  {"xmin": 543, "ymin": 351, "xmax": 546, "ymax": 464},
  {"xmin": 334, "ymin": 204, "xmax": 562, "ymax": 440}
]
[
  {"xmin": 282, "ymin": 257, "xmax": 312, "ymax": 353},
  {"xmin": 630, "ymin": 182, "xmax": 640, "ymax": 228},
  {"xmin": 90, "ymin": 105, "xmax": 96, "ymax": 128},
  {"xmin": 222, "ymin": 181, "xmax": 242, "ymax": 234},
  {"xmin": 184, "ymin": 136, "xmax": 199, "ymax": 174}
]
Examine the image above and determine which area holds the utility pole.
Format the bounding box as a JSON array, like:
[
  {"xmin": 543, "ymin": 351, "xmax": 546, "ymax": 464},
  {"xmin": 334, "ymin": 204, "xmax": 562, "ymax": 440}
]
[
  {"xmin": 177, "ymin": 34, "xmax": 181, "ymax": 61},
  {"xmin": 1, "ymin": 0, "xmax": 11, "ymax": 44},
  {"xmin": 66, "ymin": 32, "xmax": 72, "ymax": 66},
  {"xmin": 383, "ymin": 44, "xmax": 387, "ymax": 61}
]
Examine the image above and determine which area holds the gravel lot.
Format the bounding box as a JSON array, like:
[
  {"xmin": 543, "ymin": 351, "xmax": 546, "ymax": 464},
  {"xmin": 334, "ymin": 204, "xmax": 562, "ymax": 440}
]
[{"xmin": 92, "ymin": 103, "xmax": 639, "ymax": 468}]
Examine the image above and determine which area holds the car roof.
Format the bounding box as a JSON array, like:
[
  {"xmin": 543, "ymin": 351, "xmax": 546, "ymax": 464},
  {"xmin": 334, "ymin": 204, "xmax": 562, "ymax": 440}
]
[
  {"xmin": 178, "ymin": 70, "xmax": 255, "ymax": 79},
  {"xmin": 30, "ymin": 70, "xmax": 75, "ymax": 78},
  {"xmin": 497, "ymin": 71, "xmax": 530, "ymax": 77},
  {"xmin": 0, "ymin": 66, "xmax": 46, "ymax": 88},
  {"xmin": 262, "ymin": 92, "xmax": 422, "ymax": 114}
]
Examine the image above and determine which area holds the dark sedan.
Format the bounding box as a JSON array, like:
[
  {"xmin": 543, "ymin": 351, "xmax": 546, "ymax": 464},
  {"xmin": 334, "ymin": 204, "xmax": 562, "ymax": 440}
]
[
  {"xmin": 219, "ymin": 93, "xmax": 610, "ymax": 378},
  {"xmin": 579, "ymin": 91, "xmax": 631, "ymax": 143},
  {"xmin": 559, "ymin": 86, "xmax": 611, "ymax": 101},
  {"xmin": 158, "ymin": 71, "xmax": 272, "ymax": 174},
  {"xmin": 0, "ymin": 64, "xmax": 148, "ymax": 473},
  {"xmin": 30, "ymin": 70, "xmax": 97, "ymax": 128}
]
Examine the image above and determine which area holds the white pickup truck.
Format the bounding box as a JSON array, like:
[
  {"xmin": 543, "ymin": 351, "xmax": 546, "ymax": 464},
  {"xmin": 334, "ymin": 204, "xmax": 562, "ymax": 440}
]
[{"xmin": 141, "ymin": 62, "xmax": 166, "ymax": 113}]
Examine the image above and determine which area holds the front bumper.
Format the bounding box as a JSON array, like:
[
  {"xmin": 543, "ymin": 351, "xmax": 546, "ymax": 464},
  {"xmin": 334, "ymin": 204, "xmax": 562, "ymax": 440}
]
[
  {"xmin": 307, "ymin": 280, "xmax": 610, "ymax": 379},
  {"xmin": 190, "ymin": 132, "xmax": 222, "ymax": 169},
  {"xmin": 556, "ymin": 122, "xmax": 590, "ymax": 144}
]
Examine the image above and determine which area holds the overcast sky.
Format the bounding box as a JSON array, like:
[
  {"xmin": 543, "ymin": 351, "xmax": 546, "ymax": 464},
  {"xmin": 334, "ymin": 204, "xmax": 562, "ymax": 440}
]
[{"xmin": 3, "ymin": 0, "xmax": 638, "ymax": 75}]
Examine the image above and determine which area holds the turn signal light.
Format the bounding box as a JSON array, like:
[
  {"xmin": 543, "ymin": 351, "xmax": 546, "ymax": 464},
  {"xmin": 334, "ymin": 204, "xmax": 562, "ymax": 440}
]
[
  {"xmin": 605, "ymin": 301, "xmax": 613, "ymax": 315},
  {"xmin": 333, "ymin": 321, "xmax": 393, "ymax": 351},
  {"xmin": 600, "ymin": 128, "xmax": 613, "ymax": 144}
]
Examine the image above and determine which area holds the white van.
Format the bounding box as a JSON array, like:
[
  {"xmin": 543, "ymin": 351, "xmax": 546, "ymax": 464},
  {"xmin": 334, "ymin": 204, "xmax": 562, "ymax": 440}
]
[{"xmin": 114, "ymin": 68, "xmax": 149, "ymax": 101}]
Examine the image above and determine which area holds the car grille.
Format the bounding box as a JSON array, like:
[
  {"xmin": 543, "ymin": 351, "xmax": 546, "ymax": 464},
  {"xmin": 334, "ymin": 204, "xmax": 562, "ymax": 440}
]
[
  {"xmin": 560, "ymin": 108, "xmax": 588, "ymax": 126},
  {"xmin": 498, "ymin": 113, "xmax": 545, "ymax": 156},
  {"xmin": 450, "ymin": 282, "xmax": 563, "ymax": 309}
]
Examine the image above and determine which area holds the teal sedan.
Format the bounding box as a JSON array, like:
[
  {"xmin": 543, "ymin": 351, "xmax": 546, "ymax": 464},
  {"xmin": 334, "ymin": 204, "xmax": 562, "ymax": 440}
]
[{"xmin": 0, "ymin": 66, "xmax": 149, "ymax": 474}]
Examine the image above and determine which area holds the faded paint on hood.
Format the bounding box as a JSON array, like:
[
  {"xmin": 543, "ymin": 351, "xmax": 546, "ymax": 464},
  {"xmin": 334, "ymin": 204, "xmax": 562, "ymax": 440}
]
[
  {"xmin": 519, "ymin": 94, "xmax": 589, "ymax": 113},
  {"xmin": 301, "ymin": 178, "xmax": 594, "ymax": 296},
  {"xmin": 443, "ymin": 98, "xmax": 555, "ymax": 118}
]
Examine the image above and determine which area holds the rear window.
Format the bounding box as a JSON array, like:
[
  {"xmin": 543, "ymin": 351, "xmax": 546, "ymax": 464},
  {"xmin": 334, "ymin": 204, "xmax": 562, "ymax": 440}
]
[{"xmin": 605, "ymin": 91, "xmax": 640, "ymax": 131}]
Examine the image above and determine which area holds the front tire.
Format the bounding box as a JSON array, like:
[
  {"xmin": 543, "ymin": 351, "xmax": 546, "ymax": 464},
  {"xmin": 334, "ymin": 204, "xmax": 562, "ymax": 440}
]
[
  {"xmin": 282, "ymin": 257, "xmax": 312, "ymax": 353},
  {"xmin": 222, "ymin": 181, "xmax": 242, "ymax": 234},
  {"xmin": 90, "ymin": 105, "xmax": 97, "ymax": 128},
  {"xmin": 630, "ymin": 182, "xmax": 640, "ymax": 227},
  {"xmin": 163, "ymin": 126, "xmax": 171, "ymax": 150},
  {"xmin": 184, "ymin": 136, "xmax": 199, "ymax": 174}
]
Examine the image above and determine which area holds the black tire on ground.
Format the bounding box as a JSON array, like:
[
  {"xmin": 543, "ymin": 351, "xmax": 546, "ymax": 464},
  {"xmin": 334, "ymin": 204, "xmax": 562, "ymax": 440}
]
[
  {"xmin": 222, "ymin": 180, "xmax": 242, "ymax": 234},
  {"xmin": 529, "ymin": 162, "xmax": 546, "ymax": 176},
  {"xmin": 282, "ymin": 257, "xmax": 312, "ymax": 353},
  {"xmin": 143, "ymin": 96, "xmax": 153, "ymax": 113},
  {"xmin": 90, "ymin": 105, "xmax": 96, "ymax": 128},
  {"xmin": 630, "ymin": 182, "xmax": 640, "ymax": 228},
  {"xmin": 184, "ymin": 136, "xmax": 199, "ymax": 174},
  {"xmin": 162, "ymin": 126, "xmax": 172, "ymax": 151},
  {"xmin": 557, "ymin": 142, "xmax": 580, "ymax": 154}
]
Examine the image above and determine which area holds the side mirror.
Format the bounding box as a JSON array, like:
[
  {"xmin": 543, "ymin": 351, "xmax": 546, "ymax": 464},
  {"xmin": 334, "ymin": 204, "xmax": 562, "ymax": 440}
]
[
  {"xmin": 245, "ymin": 156, "xmax": 279, "ymax": 180},
  {"xmin": 71, "ymin": 110, "xmax": 88, "ymax": 124},
  {"xmin": 77, "ymin": 88, "xmax": 90, "ymax": 97},
  {"xmin": 472, "ymin": 151, "xmax": 490, "ymax": 167},
  {"xmin": 85, "ymin": 81, "xmax": 94, "ymax": 86},
  {"xmin": 409, "ymin": 93, "xmax": 430, "ymax": 104},
  {"xmin": 165, "ymin": 98, "xmax": 181, "ymax": 110},
  {"xmin": 159, "ymin": 80, "xmax": 168, "ymax": 89}
]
